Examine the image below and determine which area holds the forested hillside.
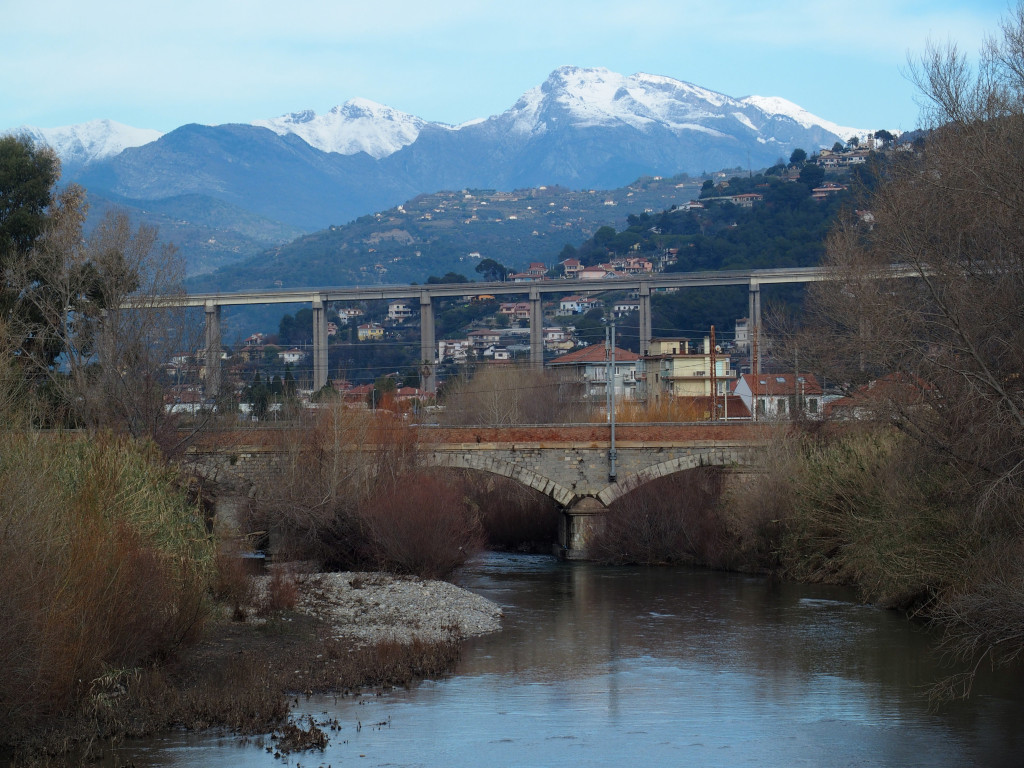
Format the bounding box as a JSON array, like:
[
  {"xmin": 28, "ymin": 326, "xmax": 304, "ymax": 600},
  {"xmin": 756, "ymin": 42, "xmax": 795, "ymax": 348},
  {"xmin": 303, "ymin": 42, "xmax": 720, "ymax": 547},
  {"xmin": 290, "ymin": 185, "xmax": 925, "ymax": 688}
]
[{"xmin": 565, "ymin": 163, "xmax": 874, "ymax": 349}]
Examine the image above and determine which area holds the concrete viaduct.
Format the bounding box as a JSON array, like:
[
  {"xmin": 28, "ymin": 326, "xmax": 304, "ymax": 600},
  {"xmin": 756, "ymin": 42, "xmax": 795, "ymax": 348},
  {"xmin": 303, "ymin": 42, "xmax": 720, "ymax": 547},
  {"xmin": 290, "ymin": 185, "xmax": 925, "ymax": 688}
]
[
  {"xmin": 128, "ymin": 266, "xmax": 845, "ymax": 395},
  {"xmin": 188, "ymin": 423, "xmax": 766, "ymax": 558}
]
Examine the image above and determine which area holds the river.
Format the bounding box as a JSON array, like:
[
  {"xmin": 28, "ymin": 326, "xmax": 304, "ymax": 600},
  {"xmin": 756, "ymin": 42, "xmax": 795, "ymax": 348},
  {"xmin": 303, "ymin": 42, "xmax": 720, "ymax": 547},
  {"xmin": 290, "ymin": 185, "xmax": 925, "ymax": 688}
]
[{"xmin": 114, "ymin": 553, "xmax": 1024, "ymax": 767}]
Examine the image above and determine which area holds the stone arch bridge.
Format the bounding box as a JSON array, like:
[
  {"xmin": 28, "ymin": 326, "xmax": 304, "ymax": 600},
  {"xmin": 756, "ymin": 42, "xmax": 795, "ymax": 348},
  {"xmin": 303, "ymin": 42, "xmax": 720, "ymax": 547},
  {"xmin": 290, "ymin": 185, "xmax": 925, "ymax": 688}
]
[{"xmin": 187, "ymin": 423, "xmax": 766, "ymax": 559}]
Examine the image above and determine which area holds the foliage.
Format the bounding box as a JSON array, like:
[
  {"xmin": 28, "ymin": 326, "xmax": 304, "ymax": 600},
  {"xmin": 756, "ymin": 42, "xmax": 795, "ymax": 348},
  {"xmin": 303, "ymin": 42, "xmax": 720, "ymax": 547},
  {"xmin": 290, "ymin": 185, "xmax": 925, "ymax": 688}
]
[
  {"xmin": 474, "ymin": 258, "xmax": 508, "ymax": 282},
  {"xmin": 438, "ymin": 363, "xmax": 589, "ymax": 425},
  {"xmin": 0, "ymin": 135, "xmax": 60, "ymax": 321},
  {"xmin": 359, "ymin": 471, "xmax": 485, "ymax": 578},
  {"xmin": 250, "ymin": 406, "xmax": 481, "ymax": 577},
  {"xmin": 427, "ymin": 271, "xmax": 470, "ymax": 284},
  {"xmin": 0, "ymin": 136, "xmax": 198, "ymax": 443}
]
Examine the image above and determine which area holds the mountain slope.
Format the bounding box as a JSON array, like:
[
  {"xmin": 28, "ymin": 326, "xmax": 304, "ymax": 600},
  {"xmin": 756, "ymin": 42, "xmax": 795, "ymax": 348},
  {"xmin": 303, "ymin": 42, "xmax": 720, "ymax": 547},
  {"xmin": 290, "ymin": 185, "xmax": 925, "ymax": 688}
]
[
  {"xmin": 74, "ymin": 123, "xmax": 420, "ymax": 231},
  {"xmin": 252, "ymin": 98, "xmax": 443, "ymax": 159}
]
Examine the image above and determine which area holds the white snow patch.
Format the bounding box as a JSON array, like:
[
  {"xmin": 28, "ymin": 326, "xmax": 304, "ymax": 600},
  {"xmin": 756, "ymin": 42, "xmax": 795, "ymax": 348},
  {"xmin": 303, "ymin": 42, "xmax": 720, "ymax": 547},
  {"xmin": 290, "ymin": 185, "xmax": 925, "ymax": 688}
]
[
  {"xmin": 742, "ymin": 95, "xmax": 869, "ymax": 141},
  {"xmin": 254, "ymin": 98, "xmax": 443, "ymax": 159},
  {"xmin": 12, "ymin": 119, "xmax": 162, "ymax": 165},
  {"xmin": 732, "ymin": 112, "xmax": 758, "ymax": 132}
]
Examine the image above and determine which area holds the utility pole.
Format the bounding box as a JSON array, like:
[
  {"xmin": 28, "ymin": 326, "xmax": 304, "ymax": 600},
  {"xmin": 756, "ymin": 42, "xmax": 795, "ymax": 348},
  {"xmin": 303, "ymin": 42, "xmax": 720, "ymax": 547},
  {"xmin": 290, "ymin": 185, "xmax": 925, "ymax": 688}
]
[
  {"xmin": 605, "ymin": 322, "xmax": 618, "ymax": 483},
  {"xmin": 710, "ymin": 325, "xmax": 717, "ymax": 421}
]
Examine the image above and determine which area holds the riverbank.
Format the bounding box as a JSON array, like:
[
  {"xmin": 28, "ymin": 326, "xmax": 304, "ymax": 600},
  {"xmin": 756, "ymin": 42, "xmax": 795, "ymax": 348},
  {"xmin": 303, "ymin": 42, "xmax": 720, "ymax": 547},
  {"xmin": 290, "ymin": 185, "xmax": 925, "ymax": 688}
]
[{"xmin": 3, "ymin": 569, "xmax": 503, "ymax": 765}]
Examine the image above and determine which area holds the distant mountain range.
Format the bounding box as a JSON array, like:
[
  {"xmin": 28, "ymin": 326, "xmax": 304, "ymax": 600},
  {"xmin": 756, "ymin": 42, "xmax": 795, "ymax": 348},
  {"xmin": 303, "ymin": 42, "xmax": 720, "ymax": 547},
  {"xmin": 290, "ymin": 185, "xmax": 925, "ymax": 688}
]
[{"xmin": 12, "ymin": 66, "xmax": 871, "ymax": 284}]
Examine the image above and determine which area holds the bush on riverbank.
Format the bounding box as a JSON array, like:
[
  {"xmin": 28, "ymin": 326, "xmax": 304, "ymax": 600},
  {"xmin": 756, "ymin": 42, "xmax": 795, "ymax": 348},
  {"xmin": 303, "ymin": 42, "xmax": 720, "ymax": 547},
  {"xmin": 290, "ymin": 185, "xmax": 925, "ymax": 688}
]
[
  {"xmin": 251, "ymin": 405, "xmax": 484, "ymax": 578},
  {"xmin": 0, "ymin": 431, "xmax": 214, "ymax": 744},
  {"xmin": 725, "ymin": 423, "xmax": 1024, "ymax": 697},
  {"xmin": 725, "ymin": 425, "xmax": 977, "ymax": 608},
  {"xmin": 361, "ymin": 471, "xmax": 485, "ymax": 578},
  {"xmin": 588, "ymin": 468, "xmax": 727, "ymax": 566}
]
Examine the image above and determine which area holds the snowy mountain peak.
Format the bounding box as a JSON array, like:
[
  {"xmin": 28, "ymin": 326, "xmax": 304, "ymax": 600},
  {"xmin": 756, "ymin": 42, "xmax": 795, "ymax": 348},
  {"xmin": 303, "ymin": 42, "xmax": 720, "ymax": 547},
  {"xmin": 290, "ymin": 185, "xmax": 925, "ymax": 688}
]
[
  {"xmin": 12, "ymin": 119, "xmax": 162, "ymax": 167},
  {"xmin": 254, "ymin": 99, "xmax": 433, "ymax": 159},
  {"xmin": 741, "ymin": 95, "xmax": 867, "ymax": 144},
  {"xmin": 507, "ymin": 66, "xmax": 753, "ymax": 135},
  {"xmin": 499, "ymin": 66, "xmax": 867, "ymax": 149}
]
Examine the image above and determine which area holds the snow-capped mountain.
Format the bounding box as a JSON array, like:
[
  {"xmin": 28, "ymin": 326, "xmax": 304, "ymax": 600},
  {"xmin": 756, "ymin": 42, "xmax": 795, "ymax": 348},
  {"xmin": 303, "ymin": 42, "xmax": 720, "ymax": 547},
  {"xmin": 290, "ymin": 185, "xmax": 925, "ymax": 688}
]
[
  {"xmin": 44, "ymin": 65, "xmax": 883, "ymax": 281},
  {"xmin": 492, "ymin": 66, "xmax": 866, "ymax": 151},
  {"xmin": 15, "ymin": 119, "xmax": 162, "ymax": 170},
  {"xmin": 252, "ymin": 98, "xmax": 445, "ymax": 159},
  {"xmin": 247, "ymin": 67, "xmax": 868, "ymax": 162},
  {"xmin": 19, "ymin": 66, "xmax": 871, "ymax": 171},
  {"xmin": 741, "ymin": 94, "xmax": 866, "ymax": 144}
]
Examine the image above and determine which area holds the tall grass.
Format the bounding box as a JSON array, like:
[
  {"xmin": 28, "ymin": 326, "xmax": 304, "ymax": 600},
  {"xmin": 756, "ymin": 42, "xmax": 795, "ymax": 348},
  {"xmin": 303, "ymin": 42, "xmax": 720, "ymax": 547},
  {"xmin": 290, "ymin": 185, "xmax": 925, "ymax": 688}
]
[{"xmin": 0, "ymin": 431, "xmax": 214, "ymax": 736}]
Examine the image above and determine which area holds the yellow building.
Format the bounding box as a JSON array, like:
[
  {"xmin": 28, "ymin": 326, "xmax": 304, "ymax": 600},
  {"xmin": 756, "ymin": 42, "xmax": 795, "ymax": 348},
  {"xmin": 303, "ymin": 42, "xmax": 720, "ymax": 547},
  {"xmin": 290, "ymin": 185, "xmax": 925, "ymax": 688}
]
[
  {"xmin": 357, "ymin": 322, "xmax": 385, "ymax": 341},
  {"xmin": 638, "ymin": 337, "xmax": 734, "ymax": 401}
]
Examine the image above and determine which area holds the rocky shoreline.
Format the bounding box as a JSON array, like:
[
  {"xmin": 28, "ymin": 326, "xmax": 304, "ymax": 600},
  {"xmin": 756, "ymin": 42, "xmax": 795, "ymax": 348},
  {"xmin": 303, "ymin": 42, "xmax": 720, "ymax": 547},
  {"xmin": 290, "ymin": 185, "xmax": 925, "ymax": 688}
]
[{"xmin": 253, "ymin": 570, "xmax": 504, "ymax": 645}]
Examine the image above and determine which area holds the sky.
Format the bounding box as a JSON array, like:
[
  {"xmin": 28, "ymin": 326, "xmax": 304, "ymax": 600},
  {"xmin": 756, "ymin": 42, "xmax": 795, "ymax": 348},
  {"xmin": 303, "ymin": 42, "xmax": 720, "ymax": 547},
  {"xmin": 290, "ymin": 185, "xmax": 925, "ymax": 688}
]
[{"xmin": 0, "ymin": 0, "xmax": 1016, "ymax": 135}]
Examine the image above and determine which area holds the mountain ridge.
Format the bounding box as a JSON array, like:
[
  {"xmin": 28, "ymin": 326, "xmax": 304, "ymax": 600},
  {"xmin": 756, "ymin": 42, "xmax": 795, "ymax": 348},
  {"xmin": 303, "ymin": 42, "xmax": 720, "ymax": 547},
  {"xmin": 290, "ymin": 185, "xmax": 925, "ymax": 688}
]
[
  {"xmin": 16, "ymin": 66, "xmax": 869, "ymax": 169},
  {"xmin": 11, "ymin": 66, "xmax": 877, "ymax": 282}
]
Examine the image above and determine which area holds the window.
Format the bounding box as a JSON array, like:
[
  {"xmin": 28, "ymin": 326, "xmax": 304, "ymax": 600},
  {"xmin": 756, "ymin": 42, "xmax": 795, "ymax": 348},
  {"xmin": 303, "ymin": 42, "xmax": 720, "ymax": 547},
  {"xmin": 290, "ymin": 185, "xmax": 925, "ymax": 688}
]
[{"xmin": 808, "ymin": 398, "xmax": 818, "ymax": 413}]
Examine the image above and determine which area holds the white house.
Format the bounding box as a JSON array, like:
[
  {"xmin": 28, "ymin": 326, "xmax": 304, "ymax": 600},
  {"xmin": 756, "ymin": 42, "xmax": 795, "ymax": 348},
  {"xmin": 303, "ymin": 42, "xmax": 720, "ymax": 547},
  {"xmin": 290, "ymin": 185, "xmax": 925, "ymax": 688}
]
[
  {"xmin": 280, "ymin": 348, "xmax": 306, "ymax": 365},
  {"xmin": 734, "ymin": 373, "xmax": 823, "ymax": 420},
  {"xmin": 557, "ymin": 295, "xmax": 600, "ymax": 316},
  {"xmin": 388, "ymin": 300, "xmax": 414, "ymax": 322},
  {"xmin": 336, "ymin": 307, "xmax": 364, "ymax": 324},
  {"xmin": 438, "ymin": 339, "xmax": 470, "ymax": 363}
]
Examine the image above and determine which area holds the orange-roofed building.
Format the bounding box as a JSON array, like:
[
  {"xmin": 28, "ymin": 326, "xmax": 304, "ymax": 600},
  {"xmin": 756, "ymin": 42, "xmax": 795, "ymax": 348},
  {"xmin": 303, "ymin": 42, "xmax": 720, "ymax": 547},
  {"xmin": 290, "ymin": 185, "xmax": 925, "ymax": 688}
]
[{"xmin": 549, "ymin": 343, "xmax": 639, "ymax": 402}]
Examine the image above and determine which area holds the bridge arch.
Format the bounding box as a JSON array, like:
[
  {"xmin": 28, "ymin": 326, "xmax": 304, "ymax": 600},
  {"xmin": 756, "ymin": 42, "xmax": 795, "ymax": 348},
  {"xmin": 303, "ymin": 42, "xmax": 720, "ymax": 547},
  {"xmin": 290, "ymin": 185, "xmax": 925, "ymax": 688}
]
[
  {"xmin": 595, "ymin": 447, "xmax": 755, "ymax": 507},
  {"xmin": 421, "ymin": 450, "xmax": 579, "ymax": 508}
]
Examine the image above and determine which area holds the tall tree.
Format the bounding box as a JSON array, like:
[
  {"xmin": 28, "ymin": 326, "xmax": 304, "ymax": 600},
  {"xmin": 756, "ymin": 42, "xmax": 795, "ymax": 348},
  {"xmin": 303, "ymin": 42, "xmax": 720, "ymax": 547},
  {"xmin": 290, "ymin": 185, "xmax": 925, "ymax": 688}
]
[
  {"xmin": 798, "ymin": 3, "xmax": 1024, "ymax": 685},
  {"xmin": 0, "ymin": 135, "xmax": 196, "ymax": 442},
  {"xmin": 474, "ymin": 258, "xmax": 508, "ymax": 282}
]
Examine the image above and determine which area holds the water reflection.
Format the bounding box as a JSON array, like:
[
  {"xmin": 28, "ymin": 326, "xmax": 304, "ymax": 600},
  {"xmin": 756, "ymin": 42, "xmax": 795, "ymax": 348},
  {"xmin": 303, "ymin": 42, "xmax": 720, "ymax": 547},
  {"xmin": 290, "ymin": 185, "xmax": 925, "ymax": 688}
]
[{"xmin": 112, "ymin": 553, "xmax": 1024, "ymax": 768}]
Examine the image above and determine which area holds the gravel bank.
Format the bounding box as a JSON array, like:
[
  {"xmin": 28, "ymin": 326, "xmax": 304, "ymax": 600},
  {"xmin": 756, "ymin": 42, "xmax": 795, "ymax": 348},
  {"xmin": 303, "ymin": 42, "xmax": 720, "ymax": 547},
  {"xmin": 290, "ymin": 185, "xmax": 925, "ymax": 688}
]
[{"xmin": 256, "ymin": 571, "xmax": 504, "ymax": 645}]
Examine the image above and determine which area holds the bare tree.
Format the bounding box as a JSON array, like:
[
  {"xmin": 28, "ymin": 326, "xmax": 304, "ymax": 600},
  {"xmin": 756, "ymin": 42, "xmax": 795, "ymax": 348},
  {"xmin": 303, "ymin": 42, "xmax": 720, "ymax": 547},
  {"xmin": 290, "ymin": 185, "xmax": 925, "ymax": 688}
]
[
  {"xmin": 11, "ymin": 184, "xmax": 202, "ymax": 448},
  {"xmin": 439, "ymin": 363, "xmax": 587, "ymax": 425}
]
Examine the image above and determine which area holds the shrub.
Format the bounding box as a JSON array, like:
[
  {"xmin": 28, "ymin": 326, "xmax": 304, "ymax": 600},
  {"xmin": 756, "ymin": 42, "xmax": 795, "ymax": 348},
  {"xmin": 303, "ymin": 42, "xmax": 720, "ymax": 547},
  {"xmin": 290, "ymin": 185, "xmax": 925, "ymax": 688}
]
[
  {"xmin": 0, "ymin": 432, "xmax": 214, "ymax": 738},
  {"xmin": 588, "ymin": 468, "xmax": 726, "ymax": 566},
  {"xmin": 250, "ymin": 405, "xmax": 413, "ymax": 569},
  {"xmin": 359, "ymin": 471, "xmax": 484, "ymax": 579}
]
